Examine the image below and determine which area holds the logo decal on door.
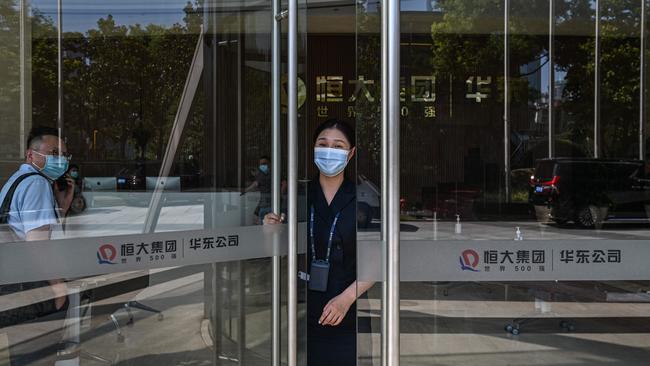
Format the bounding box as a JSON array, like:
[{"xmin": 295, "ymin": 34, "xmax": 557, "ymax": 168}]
[
  {"xmin": 97, "ymin": 244, "xmax": 117, "ymax": 265},
  {"xmin": 459, "ymin": 249, "xmax": 480, "ymax": 272}
]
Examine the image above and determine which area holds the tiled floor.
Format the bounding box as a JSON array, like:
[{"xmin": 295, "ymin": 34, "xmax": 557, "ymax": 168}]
[
  {"xmin": 2, "ymin": 274, "xmax": 650, "ymax": 365},
  {"xmin": 359, "ymin": 282, "xmax": 650, "ymax": 366}
]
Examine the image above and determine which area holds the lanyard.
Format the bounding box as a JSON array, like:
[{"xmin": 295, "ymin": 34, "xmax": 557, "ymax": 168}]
[{"xmin": 309, "ymin": 206, "xmax": 340, "ymax": 263}]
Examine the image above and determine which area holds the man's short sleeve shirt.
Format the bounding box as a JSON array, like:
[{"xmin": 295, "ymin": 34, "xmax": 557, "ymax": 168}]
[{"xmin": 0, "ymin": 164, "xmax": 59, "ymax": 240}]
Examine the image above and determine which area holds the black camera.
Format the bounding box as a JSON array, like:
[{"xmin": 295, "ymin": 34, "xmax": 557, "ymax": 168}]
[{"xmin": 55, "ymin": 175, "xmax": 68, "ymax": 192}]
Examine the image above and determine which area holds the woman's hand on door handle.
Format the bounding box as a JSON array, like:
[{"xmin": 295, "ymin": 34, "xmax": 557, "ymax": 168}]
[{"xmin": 263, "ymin": 212, "xmax": 285, "ymax": 225}]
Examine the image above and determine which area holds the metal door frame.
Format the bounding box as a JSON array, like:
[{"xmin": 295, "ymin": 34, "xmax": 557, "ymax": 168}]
[{"xmin": 281, "ymin": 0, "xmax": 403, "ymax": 364}]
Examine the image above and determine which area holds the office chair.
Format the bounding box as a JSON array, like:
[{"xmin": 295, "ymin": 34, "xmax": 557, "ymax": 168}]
[
  {"xmin": 503, "ymin": 281, "xmax": 584, "ymax": 335},
  {"xmin": 108, "ymin": 274, "xmax": 164, "ymax": 342}
]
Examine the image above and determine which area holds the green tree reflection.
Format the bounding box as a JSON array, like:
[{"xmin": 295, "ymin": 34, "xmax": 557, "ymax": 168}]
[
  {"xmin": 28, "ymin": 1, "xmax": 204, "ymax": 164},
  {"xmin": 431, "ymin": 0, "xmax": 644, "ymax": 160}
]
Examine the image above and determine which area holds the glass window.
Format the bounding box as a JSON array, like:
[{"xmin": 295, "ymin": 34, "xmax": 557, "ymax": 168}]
[
  {"xmin": 0, "ymin": 0, "xmax": 298, "ymax": 364},
  {"xmin": 356, "ymin": 0, "xmax": 650, "ymax": 365}
]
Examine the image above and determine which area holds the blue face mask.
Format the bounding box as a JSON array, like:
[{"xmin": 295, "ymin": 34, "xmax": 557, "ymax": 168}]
[
  {"xmin": 70, "ymin": 170, "xmax": 79, "ymax": 179},
  {"xmin": 259, "ymin": 164, "xmax": 269, "ymax": 174},
  {"xmin": 314, "ymin": 147, "xmax": 349, "ymax": 177},
  {"xmin": 33, "ymin": 151, "xmax": 69, "ymax": 180}
]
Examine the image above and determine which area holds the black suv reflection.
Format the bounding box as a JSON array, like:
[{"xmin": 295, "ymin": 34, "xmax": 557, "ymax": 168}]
[
  {"xmin": 116, "ymin": 168, "xmax": 146, "ymax": 192},
  {"xmin": 529, "ymin": 158, "xmax": 650, "ymax": 227}
]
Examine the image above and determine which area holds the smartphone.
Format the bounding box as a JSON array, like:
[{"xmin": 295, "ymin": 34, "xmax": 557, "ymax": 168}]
[{"xmin": 55, "ymin": 175, "xmax": 68, "ymax": 191}]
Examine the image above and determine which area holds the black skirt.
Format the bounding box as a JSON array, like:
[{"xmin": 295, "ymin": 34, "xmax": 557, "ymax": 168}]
[{"xmin": 307, "ymin": 330, "xmax": 356, "ymax": 366}]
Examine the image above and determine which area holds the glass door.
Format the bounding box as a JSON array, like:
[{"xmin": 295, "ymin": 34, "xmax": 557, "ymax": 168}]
[
  {"xmin": 0, "ymin": 0, "xmax": 308, "ymax": 365},
  {"xmin": 356, "ymin": 0, "xmax": 650, "ymax": 365}
]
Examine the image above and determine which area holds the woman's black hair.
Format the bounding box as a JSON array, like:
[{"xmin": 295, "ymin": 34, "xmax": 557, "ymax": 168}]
[
  {"xmin": 68, "ymin": 164, "xmax": 79, "ymax": 171},
  {"xmin": 312, "ymin": 118, "xmax": 355, "ymax": 148}
]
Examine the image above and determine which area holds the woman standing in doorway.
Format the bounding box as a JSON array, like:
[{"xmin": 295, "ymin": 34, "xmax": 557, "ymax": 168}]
[{"xmin": 264, "ymin": 119, "xmax": 373, "ymax": 366}]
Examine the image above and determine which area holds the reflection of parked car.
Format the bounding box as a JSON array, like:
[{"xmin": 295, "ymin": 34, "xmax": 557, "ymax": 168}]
[
  {"xmin": 116, "ymin": 168, "xmax": 148, "ymax": 206},
  {"xmin": 529, "ymin": 158, "xmax": 650, "ymax": 227},
  {"xmin": 406, "ymin": 185, "xmax": 481, "ymax": 220},
  {"xmin": 436, "ymin": 188, "xmax": 481, "ymax": 219},
  {"xmin": 116, "ymin": 168, "xmax": 146, "ymax": 191},
  {"xmin": 357, "ymin": 175, "xmax": 380, "ymax": 228}
]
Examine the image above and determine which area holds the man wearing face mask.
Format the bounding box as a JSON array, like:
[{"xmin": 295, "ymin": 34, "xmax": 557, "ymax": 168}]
[{"xmin": 0, "ymin": 126, "xmax": 73, "ymax": 328}]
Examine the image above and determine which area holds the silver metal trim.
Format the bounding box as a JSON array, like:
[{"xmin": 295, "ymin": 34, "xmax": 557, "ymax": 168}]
[
  {"xmin": 57, "ymin": 0, "xmax": 63, "ymax": 133},
  {"xmin": 271, "ymin": 0, "xmax": 282, "ymax": 362},
  {"xmin": 143, "ymin": 29, "xmax": 204, "ymax": 233},
  {"xmin": 594, "ymin": 0, "xmax": 601, "ymax": 158},
  {"xmin": 212, "ymin": 263, "xmax": 222, "ymax": 366},
  {"xmin": 237, "ymin": 261, "xmax": 246, "ymax": 365},
  {"xmin": 549, "ymin": 0, "xmax": 555, "ymax": 158},
  {"xmin": 641, "ymin": 0, "xmax": 646, "ymax": 160},
  {"xmin": 288, "ymin": 0, "xmax": 299, "ymax": 365},
  {"xmin": 383, "ymin": 0, "xmax": 401, "ymax": 363},
  {"xmin": 504, "ymin": 0, "xmax": 511, "ymax": 202},
  {"xmin": 380, "ymin": 0, "xmax": 389, "ymax": 362},
  {"xmin": 20, "ymin": 0, "xmax": 30, "ymax": 157},
  {"xmin": 237, "ymin": 18, "xmax": 243, "ymax": 195}
]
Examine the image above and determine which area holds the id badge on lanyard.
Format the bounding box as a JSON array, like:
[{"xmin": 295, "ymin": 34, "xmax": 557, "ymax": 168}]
[
  {"xmin": 309, "ymin": 260, "xmax": 330, "ymax": 292},
  {"xmin": 308, "ymin": 206, "xmax": 340, "ymax": 292}
]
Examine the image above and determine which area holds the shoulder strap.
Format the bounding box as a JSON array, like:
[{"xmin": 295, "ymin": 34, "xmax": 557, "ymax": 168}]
[{"xmin": 0, "ymin": 172, "xmax": 42, "ymax": 224}]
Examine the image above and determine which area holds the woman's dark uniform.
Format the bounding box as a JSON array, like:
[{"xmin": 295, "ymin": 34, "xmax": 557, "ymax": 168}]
[{"xmin": 307, "ymin": 177, "xmax": 357, "ymax": 366}]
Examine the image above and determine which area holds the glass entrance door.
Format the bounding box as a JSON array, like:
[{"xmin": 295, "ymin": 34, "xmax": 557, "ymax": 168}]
[
  {"xmin": 355, "ymin": 0, "xmax": 650, "ymax": 365},
  {"xmin": 0, "ymin": 0, "xmax": 308, "ymax": 364}
]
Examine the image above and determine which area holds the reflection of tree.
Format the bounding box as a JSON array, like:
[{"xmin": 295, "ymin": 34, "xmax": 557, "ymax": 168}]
[
  {"xmin": 30, "ymin": 1, "xmax": 204, "ymax": 163},
  {"xmin": 430, "ymin": 0, "xmax": 546, "ymax": 103},
  {"xmin": 0, "ymin": 0, "xmax": 22, "ymax": 158},
  {"xmin": 1, "ymin": 2, "xmax": 55, "ymax": 158},
  {"xmin": 355, "ymin": 5, "xmax": 381, "ymax": 172},
  {"xmin": 0, "ymin": 1, "xmax": 20, "ymax": 102},
  {"xmin": 431, "ymin": 0, "xmax": 644, "ymax": 159},
  {"xmin": 31, "ymin": 9, "xmax": 58, "ymax": 129},
  {"xmin": 556, "ymin": 0, "xmax": 642, "ymax": 158}
]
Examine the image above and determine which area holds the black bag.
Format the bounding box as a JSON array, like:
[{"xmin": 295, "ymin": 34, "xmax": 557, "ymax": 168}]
[{"xmin": 0, "ymin": 172, "xmax": 61, "ymax": 327}]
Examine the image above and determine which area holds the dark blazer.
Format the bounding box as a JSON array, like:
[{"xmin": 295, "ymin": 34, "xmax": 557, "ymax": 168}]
[{"xmin": 306, "ymin": 177, "xmax": 357, "ymax": 336}]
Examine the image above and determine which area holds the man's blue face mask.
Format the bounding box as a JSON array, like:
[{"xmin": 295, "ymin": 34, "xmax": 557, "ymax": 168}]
[
  {"xmin": 259, "ymin": 164, "xmax": 269, "ymax": 174},
  {"xmin": 313, "ymin": 147, "xmax": 349, "ymax": 177},
  {"xmin": 32, "ymin": 151, "xmax": 69, "ymax": 180}
]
